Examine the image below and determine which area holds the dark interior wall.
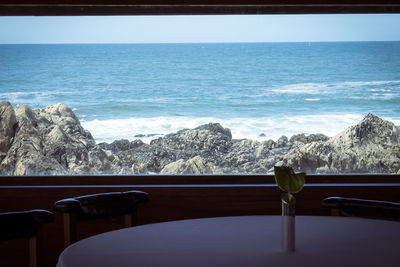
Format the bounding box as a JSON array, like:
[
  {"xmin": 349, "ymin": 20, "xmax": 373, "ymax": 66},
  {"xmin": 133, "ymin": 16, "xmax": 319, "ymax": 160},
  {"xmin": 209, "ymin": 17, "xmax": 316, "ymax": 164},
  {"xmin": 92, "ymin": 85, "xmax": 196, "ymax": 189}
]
[{"xmin": 1, "ymin": 182, "xmax": 400, "ymax": 267}]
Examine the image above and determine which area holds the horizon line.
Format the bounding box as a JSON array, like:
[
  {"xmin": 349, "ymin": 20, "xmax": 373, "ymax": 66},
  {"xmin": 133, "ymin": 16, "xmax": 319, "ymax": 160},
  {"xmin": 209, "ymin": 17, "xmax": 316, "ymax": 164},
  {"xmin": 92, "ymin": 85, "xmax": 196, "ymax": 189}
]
[{"xmin": 1, "ymin": 40, "xmax": 400, "ymax": 45}]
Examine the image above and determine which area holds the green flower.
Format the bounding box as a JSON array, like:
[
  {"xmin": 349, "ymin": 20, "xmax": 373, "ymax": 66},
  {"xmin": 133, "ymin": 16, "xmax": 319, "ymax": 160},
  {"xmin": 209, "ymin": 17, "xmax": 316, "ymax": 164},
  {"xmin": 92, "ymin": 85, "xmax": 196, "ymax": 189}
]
[{"xmin": 274, "ymin": 166, "xmax": 305, "ymax": 194}]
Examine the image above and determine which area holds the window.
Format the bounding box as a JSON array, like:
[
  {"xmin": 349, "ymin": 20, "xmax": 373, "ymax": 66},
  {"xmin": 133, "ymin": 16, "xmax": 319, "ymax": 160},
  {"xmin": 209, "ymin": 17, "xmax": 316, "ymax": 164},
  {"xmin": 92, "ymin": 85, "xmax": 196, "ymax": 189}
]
[{"xmin": 0, "ymin": 11, "xmax": 399, "ymax": 176}]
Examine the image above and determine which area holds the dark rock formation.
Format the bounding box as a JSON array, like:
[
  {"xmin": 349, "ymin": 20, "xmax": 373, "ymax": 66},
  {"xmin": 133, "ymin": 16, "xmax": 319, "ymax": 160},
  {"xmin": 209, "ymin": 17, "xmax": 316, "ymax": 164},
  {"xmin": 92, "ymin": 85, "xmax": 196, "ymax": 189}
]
[
  {"xmin": 278, "ymin": 113, "xmax": 400, "ymax": 174},
  {"xmin": 0, "ymin": 102, "xmax": 398, "ymax": 175},
  {"xmin": 160, "ymin": 155, "xmax": 222, "ymax": 175},
  {"xmin": 0, "ymin": 101, "xmax": 17, "ymax": 162},
  {"xmin": 150, "ymin": 123, "xmax": 232, "ymax": 161},
  {"xmin": 0, "ymin": 102, "xmax": 117, "ymax": 175},
  {"xmin": 118, "ymin": 144, "xmax": 176, "ymax": 174},
  {"xmin": 98, "ymin": 139, "xmax": 144, "ymax": 154}
]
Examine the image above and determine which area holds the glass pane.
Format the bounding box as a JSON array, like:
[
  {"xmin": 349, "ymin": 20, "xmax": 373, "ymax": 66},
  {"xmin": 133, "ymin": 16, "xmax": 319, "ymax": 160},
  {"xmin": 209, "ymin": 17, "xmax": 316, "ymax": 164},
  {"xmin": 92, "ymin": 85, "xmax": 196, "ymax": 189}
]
[{"xmin": 0, "ymin": 15, "xmax": 399, "ymax": 175}]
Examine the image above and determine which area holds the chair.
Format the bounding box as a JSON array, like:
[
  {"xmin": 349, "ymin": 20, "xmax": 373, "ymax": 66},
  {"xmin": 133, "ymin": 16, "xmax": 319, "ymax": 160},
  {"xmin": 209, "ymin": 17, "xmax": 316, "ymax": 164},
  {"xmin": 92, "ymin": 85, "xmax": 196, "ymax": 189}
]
[
  {"xmin": 322, "ymin": 197, "xmax": 400, "ymax": 221},
  {"xmin": 0, "ymin": 209, "xmax": 54, "ymax": 267},
  {"xmin": 54, "ymin": 190, "xmax": 149, "ymax": 247}
]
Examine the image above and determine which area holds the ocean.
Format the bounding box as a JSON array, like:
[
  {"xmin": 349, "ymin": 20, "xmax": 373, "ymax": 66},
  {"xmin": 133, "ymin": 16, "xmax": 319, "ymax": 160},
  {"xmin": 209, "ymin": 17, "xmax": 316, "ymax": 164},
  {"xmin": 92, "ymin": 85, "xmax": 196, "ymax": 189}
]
[{"xmin": 1, "ymin": 42, "xmax": 400, "ymax": 143}]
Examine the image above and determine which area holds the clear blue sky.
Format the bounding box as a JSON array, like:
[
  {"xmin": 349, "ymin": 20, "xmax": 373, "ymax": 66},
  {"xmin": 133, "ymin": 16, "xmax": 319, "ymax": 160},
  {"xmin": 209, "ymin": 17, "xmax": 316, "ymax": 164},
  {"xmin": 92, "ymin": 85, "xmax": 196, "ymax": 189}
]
[{"xmin": 0, "ymin": 14, "xmax": 399, "ymax": 44}]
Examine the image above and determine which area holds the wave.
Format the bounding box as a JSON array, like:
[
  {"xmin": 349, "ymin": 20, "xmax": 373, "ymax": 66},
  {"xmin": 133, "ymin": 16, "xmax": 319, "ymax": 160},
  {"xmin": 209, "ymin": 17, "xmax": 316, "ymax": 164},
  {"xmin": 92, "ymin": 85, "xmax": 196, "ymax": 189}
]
[
  {"xmin": 81, "ymin": 114, "xmax": 382, "ymax": 144},
  {"xmin": 267, "ymin": 80, "xmax": 400, "ymax": 96},
  {"xmin": 269, "ymin": 83, "xmax": 332, "ymax": 95},
  {"xmin": 342, "ymin": 80, "xmax": 400, "ymax": 86},
  {"xmin": 0, "ymin": 90, "xmax": 76, "ymax": 105}
]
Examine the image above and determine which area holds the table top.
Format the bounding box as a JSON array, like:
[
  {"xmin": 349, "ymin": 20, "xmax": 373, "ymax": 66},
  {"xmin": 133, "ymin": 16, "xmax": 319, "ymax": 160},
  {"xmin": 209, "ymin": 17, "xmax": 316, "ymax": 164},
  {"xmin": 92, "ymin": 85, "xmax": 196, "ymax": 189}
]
[{"xmin": 57, "ymin": 215, "xmax": 400, "ymax": 267}]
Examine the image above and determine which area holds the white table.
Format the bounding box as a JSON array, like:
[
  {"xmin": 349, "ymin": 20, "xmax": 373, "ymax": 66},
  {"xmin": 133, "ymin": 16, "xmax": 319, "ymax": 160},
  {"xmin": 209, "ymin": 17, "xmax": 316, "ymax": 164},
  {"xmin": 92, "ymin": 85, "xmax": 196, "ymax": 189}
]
[{"xmin": 56, "ymin": 216, "xmax": 400, "ymax": 267}]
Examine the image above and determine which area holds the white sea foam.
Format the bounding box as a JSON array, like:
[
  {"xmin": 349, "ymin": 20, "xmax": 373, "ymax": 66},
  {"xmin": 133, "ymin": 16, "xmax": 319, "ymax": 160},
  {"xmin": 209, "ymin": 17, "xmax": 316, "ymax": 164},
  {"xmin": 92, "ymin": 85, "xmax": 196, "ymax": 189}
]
[
  {"xmin": 81, "ymin": 114, "xmax": 372, "ymax": 144},
  {"xmin": 0, "ymin": 90, "xmax": 75, "ymax": 104},
  {"xmin": 304, "ymin": 98, "xmax": 320, "ymax": 101},
  {"xmin": 269, "ymin": 83, "xmax": 330, "ymax": 95},
  {"xmin": 342, "ymin": 80, "xmax": 400, "ymax": 87},
  {"xmin": 267, "ymin": 80, "xmax": 400, "ymax": 95},
  {"xmin": 369, "ymin": 88, "xmax": 392, "ymax": 92},
  {"xmin": 0, "ymin": 91, "xmax": 39, "ymax": 101}
]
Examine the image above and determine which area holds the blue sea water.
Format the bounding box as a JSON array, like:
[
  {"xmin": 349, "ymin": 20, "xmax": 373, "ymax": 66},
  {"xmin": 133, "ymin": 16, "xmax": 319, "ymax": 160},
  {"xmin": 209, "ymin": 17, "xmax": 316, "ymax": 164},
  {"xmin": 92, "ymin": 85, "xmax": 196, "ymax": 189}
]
[{"xmin": 1, "ymin": 42, "xmax": 400, "ymax": 143}]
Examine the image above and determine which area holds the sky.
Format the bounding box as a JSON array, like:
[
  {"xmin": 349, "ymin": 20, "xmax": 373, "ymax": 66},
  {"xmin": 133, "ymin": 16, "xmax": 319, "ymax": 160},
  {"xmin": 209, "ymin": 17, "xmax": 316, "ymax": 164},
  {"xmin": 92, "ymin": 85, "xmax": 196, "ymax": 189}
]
[{"xmin": 0, "ymin": 14, "xmax": 400, "ymax": 44}]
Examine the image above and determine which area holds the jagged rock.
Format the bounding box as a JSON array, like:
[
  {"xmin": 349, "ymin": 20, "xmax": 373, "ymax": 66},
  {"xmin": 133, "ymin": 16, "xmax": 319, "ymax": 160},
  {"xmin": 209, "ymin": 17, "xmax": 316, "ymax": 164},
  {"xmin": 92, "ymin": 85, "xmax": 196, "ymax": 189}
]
[
  {"xmin": 150, "ymin": 123, "xmax": 232, "ymax": 161},
  {"xmin": 276, "ymin": 136, "xmax": 289, "ymax": 147},
  {"xmin": 118, "ymin": 144, "xmax": 176, "ymax": 174},
  {"xmin": 330, "ymin": 113, "xmax": 399, "ymax": 148},
  {"xmin": 222, "ymin": 139, "xmax": 269, "ymax": 173},
  {"xmin": 0, "ymin": 104, "xmax": 67, "ymax": 175},
  {"xmin": 280, "ymin": 114, "xmax": 400, "ymax": 174},
  {"xmin": 220, "ymin": 134, "xmax": 315, "ymax": 174},
  {"xmin": 160, "ymin": 156, "xmax": 222, "ymax": 174},
  {"xmin": 14, "ymin": 154, "xmax": 67, "ymax": 176},
  {"xmin": 290, "ymin": 133, "xmax": 329, "ymax": 144},
  {"xmin": 0, "ymin": 103, "xmax": 117, "ymax": 175},
  {"xmin": 98, "ymin": 139, "xmax": 144, "ymax": 154},
  {"xmin": 131, "ymin": 162, "xmax": 148, "ymax": 174},
  {"xmin": 0, "ymin": 101, "xmax": 17, "ymax": 161},
  {"xmin": 1, "ymin": 102, "xmax": 398, "ymax": 175}
]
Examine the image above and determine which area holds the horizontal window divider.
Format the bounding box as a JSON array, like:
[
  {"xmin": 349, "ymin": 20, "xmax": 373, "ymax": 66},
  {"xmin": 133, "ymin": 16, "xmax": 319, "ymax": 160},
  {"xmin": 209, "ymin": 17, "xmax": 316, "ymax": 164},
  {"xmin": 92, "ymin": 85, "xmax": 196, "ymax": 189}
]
[
  {"xmin": 1, "ymin": 183, "xmax": 400, "ymax": 189},
  {"xmin": 1, "ymin": 3, "xmax": 400, "ymax": 16},
  {"xmin": 1, "ymin": 174, "xmax": 399, "ymax": 186}
]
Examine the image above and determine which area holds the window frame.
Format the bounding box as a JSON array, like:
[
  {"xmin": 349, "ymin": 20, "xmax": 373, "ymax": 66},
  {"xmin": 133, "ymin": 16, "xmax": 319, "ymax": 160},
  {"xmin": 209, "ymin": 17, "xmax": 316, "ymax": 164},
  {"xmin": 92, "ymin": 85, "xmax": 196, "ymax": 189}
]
[
  {"xmin": 1, "ymin": 175, "xmax": 400, "ymax": 186},
  {"xmin": 0, "ymin": 1, "xmax": 399, "ymax": 184},
  {"xmin": 1, "ymin": 1, "xmax": 400, "ymax": 16}
]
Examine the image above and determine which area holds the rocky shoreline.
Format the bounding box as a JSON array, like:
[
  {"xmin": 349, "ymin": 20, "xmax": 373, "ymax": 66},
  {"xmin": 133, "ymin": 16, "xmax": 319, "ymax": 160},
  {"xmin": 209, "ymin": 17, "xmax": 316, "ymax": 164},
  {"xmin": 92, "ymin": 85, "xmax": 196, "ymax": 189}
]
[{"xmin": 1, "ymin": 101, "xmax": 399, "ymax": 175}]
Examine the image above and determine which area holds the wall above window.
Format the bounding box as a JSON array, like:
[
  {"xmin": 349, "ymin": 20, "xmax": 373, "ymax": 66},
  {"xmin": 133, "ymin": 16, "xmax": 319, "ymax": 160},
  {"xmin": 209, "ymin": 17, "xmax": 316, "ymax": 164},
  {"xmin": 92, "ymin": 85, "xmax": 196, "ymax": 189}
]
[{"xmin": 1, "ymin": 1, "xmax": 400, "ymax": 16}]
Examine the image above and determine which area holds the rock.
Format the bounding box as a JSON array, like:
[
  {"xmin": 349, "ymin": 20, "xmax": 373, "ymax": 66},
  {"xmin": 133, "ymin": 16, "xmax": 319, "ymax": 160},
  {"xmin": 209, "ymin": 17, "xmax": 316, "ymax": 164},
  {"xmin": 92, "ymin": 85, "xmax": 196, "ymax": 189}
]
[
  {"xmin": 1, "ymin": 102, "xmax": 399, "ymax": 175},
  {"xmin": 39, "ymin": 103, "xmax": 94, "ymax": 141},
  {"xmin": 147, "ymin": 134, "xmax": 161, "ymax": 137},
  {"xmin": 131, "ymin": 163, "xmax": 148, "ymax": 174},
  {"xmin": 0, "ymin": 101, "xmax": 17, "ymax": 161},
  {"xmin": 115, "ymin": 141, "xmax": 177, "ymax": 174},
  {"xmin": 0, "ymin": 104, "xmax": 66, "ymax": 175},
  {"xmin": 98, "ymin": 139, "xmax": 144, "ymax": 154},
  {"xmin": 14, "ymin": 155, "xmax": 67, "ymax": 175},
  {"xmin": 0, "ymin": 103, "xmax": 118, "ymax": 175},
  {"xmin": 222, "ymin": 139, "xmax": 264, "ymax": 173},
  {"xmin": 259, "ymin": 133, "xmax": 266, "ymax": 137},
  {"xmin": 219, "ymin": 135, "xmax": 298, "ymax": 174},
  {"xmin": 150, "ymin": 123, "xmax": 232, "ymax": 162},
  {"xmin": 160, "ymin": 156, "xmax": 222, "ymax": 174},
  {"xmin": 280, "ymin": 114, "xmax": 400, "ymax": 173},
  {"xmin": 290, "ymin": 133, "xmax": 329, "ymax": 144},
  {"xmin": 264, "ymin": 139, "xmax": 276, "ymax": 149},
  {"xmin": 330, "ymin": 113, "xmax": 399, "ymax": 149},
  {"xmin": 276, "ymin": 136, "xmax": 288, "ymax": 147}
]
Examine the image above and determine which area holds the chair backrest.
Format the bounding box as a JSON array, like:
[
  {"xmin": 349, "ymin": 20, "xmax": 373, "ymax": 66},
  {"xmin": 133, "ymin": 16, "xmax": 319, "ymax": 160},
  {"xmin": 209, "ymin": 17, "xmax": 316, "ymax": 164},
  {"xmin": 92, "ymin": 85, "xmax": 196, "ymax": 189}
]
[
  {"xmin": 54, "ymin": 190, "xmax": 149, "ymax": 247},
  {"xmin": 322, "ymin": 197, "xmax": 400, "ymax": 221},
  {"xmin": 0, "ymin": 209, "xmax": 54, "ymax": 267},
  {"xmin": 54, "ymin": 190, "xmax": 149, "ymax": 221}
]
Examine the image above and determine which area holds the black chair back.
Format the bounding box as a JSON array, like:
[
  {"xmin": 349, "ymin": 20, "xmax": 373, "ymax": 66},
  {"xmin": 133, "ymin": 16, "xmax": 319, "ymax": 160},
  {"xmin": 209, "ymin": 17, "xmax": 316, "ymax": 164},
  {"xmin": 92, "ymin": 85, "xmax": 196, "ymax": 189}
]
[
  {"xmin": 54, "ymin": 190, "xmax": 149, "ymax": 247},
  {"xmin": 0, "ymin": 209, "xmax": 54, "ymax": 267}
]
